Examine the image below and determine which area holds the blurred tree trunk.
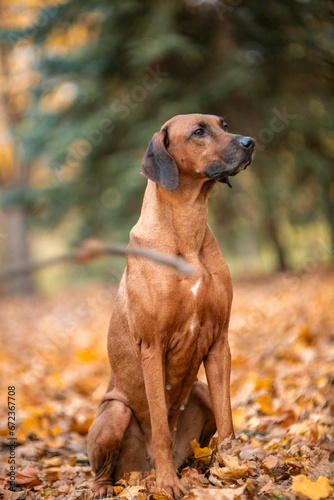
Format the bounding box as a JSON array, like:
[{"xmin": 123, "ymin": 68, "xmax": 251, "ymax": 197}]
[
  {"xmin": 320, "ymin": 179, "xmax": 334, "ymax": 258},
  {"xmin": 266, "ymin": 214, "xmax": 288, "ymax": 271},
  {"xmin": 0, "ymin": 43, "xmax": 34, "ymax": 294}
]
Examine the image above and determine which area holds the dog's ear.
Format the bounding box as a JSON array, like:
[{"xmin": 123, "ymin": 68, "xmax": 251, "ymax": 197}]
[{"xmin": 140, "ymin": 127, "xmax": 179, "ymax": 191}]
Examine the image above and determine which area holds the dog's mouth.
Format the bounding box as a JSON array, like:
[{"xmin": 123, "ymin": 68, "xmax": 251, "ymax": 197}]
[
  {"xmin": 202, "ymin": 154, "xmax": 251, "ymax": 189},
  {"xmin": 218, "ymin": 158, "xmax": 252, "ymax": 188}
]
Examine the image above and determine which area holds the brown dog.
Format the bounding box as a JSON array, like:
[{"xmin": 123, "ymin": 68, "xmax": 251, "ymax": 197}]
[{"xmin": 88, "ymin": 114, "xmax": 255, "ymax": 499}]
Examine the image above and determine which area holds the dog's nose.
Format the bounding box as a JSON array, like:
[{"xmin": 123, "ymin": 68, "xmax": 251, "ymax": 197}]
[{"xmin": 239, "ymin": 136, "xmax": 255, "ymax": 149}]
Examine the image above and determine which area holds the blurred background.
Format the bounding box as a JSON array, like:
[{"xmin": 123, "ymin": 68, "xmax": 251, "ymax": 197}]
[{"xmin": 0, "ymin": 0, "xmax": 333, "ymax": 294}]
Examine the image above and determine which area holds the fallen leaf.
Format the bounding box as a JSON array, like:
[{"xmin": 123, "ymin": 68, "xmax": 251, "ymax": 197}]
[
  {"xmin": 181, "ymin": 467, "xmax": 208, "ymax": 487},
  {"xmin": 0, "ymin": 489, "xmax": 26, "ymax": 500},
  {"xmin": 44, "ymin": 468, "xmax": 59, "ymax": 483},
  {"xmin": 257, "ymin": 394, "xmax": 277, "ymax": 415},
  {"xmin": 190, "ymin": 439, "xmax": 213, "ymax": 463},
  {"xmin": 291, "ymin": 475, "xmax": 334, "ymax": 500},
  {"xmin": 113, "ymin": 485, "xmax": 123, "ymax": 494},
  {"xmin": 210, "ymin": 455, "xmax": 248, "ymax": 480},
  {"xmin": 253, "ymin": 376, "xmax": 273, "ymax": 391},
  {"xmin": 189, "ymin": 484, "xmax": 246, "ymax": 500},
  {"xmin": 70, "ymin": 416, "xmax": 94, "ymax": 435},
  {"xmin": 66, "ymin": 455, "xmax": 79, "ymax": 466},
  {"xmin": 250, "ymin": 437, "xmax": 262, "ymax": 448},
  {"xmin": 118, "ymin": 485, "xmax": 146, "ymax": 498},
  {"xmin": 13, "ymin": 465, "xmax": 42, "ymax": 487},
  {"xmin": 67, "ymin": 489, "xmax": 94, "ymax": 500},
  {"xmin": 58, "ymin": 483, "xmax": 71, "ymax": 493},
  {"xmin": 43, "ymin": 456, "xmax": 62, "ymax": 467},
  {"xmin": 279, "ymin": 407, "xmax": 297, "ymax": 427},
  {"xmin": 261, "ymin": 454, "xmax": 279, "ymax": 470},
  {"xmin": 284, "ymin": 459, "xmax": 305, "ymax": 470},
  {"xmin": 258, "ymin": 478, "xmax": 284, "ymax": 497}
]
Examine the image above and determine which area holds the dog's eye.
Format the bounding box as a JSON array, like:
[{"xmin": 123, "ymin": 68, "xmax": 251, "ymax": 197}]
[
  {"xmin": 193, "ymin": 128, "xmax": 205, "ymax": 136},
  {"xmin": 223, "ymin": 124, "xmax": 229, "ymax": 131}
]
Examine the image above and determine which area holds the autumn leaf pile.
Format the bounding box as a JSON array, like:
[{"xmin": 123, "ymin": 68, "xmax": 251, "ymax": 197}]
[{"xmin": 0, "ymin": 266, "xmax": 333, "ymax": 499}]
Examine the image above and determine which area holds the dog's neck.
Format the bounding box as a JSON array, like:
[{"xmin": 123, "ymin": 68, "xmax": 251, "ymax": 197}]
[{"xmin": 133, "ymin": 178, "xmax": 217, "ymax": 257}]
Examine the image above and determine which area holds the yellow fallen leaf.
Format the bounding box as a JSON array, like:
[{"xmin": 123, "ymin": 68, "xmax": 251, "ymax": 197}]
[
  {"xmin": 43, "ymin": 456, "xmax": 62, "ymax": 467},
  {"xmin": 45, "ymin": 436, "xmax": 65, "ymax": 449},
  {"xmin": 70, "ymin": 415, "xmax": 94, "ymax": 435},
  {"xmin": 123, "ymin": 470, "xmax": 142, "ymax": 484},
  {"xmin": 253, "ymin": 376, "xmax": 273, "ymax": 391},
  {"xmin": 51, "ymin": 424, "xmax": 62, "ymax": 435},
  {"xmin": 75, "ymin": 348, "xmax": 100, "ymax": 363},
  {"xmin": 250, "ymin": 437, "xmax": 262, "ymax": 448},
  {"xmin": 291, "ymin": 475, "xmax": 333, "ymax": 500},
  {"xmin": 190, "ymin": 439, "xmax": 212, "ymax": 463},
  {"xmin": 211, "ymin": 454, "xmax": 248, "ymax": 480},
  {"xmin": 316, "ymin": 376, "xmax": 328, "ymax": 388},
  {"xmin": 232, "ymin": 408, "xmax": 247, "ymax": 429},
  {"xmin": 50, "ymin": 372, "xmax": 64, "ymax": 389},
  {"xmin": 118, "ymin": 485, "xmax": 146, "ymax": 498},
  {"xmin": 21, "ymin": 416, "xmax": 49, "ymax": 440},
  {"xmin": 66, "ymin": 455, "xmax": 78, "ymax": 466},
  {"xmin": 257, "ymin": 394, "xmax": 277, "ymax": 415}
]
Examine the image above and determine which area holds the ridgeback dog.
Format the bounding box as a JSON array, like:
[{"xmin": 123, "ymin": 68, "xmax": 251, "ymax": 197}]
[{"xmin": 88, "ymin": 114, "xmax": 255, "ymax": 499}]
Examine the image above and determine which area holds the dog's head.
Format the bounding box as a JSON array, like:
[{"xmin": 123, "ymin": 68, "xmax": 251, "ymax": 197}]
[{"xmin": 140, "ymin": 113, "xmax": 255, "ymax": 191}]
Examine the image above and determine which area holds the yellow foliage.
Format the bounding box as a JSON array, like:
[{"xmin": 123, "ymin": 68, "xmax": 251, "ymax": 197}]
[
  {"xmin": 40, "ymin": 82, "xmax": 78, "ymax": 113},
  {"xmin": 44, "ymin": 22, "xmax": 97, "ymax": 55},
  {"xmin": 291, "ymin": 475, "xmax": 333, "ymax": 500},
  {"xmin": 0, "ymin": 141, "xmax": 17, "ymax": 181}
]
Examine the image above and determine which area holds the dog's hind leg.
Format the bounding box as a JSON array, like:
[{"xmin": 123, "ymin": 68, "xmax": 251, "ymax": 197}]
[
  {"xmin": 88, "ymin": 400, "xmax": 132, "ymax": 499},
  {"xmin": 172, "ymin": 380, "xmax": 216, "ymax": 469}
]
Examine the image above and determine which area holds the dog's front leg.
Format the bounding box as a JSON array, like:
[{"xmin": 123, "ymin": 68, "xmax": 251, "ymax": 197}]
[
  {"xmin": 141, "ymin": 343, "xmax": 186, "ymax": 498},
  {"xmin": 204, "ymin": 335, "xmax": 235, "ymax": 442}
]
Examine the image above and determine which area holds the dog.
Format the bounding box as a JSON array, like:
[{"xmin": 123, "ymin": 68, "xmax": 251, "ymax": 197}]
[{"xmin": 88, "ymin": 114, "xmax": 255, "ymax": 499}]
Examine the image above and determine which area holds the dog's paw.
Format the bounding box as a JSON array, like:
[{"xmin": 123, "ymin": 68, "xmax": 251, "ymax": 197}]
[
  {"xmin": 92, "ymin": 481, "xmax": 115, "ymax": 499},
  {"xmin": 158, "ymin": 476, "xmax": 187, "ymax": 499}
]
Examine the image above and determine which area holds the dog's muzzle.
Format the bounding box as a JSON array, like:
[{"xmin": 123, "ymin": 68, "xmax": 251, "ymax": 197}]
[{"xmin": 218, "ymin": 136, "xmax": 255, "ymax": 188}]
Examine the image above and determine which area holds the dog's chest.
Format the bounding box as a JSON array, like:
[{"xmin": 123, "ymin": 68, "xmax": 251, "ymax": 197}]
[
  {"xmin": 165, "ymin": 272, "xmax": 229, "ymax": 373},
  {"xmin": 183, "ymin": 270, "xmax": 229, "ymax": 330}
]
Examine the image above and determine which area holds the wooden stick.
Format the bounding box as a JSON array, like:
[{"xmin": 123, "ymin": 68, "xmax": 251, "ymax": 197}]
[{"xmin": 0, "ymin": 239, "xmax": 196, "ymax": 280}]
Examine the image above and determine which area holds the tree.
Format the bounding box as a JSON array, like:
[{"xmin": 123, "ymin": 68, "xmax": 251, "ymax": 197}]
[{"xmin": 0, "ymin": 33, "xmax": 34, "ymax": 293}]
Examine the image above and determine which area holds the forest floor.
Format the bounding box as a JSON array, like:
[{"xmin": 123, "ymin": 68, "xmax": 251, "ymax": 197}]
[{"xmin": 0, "ymin": 265, "xmax": 333, "ymax": 499}]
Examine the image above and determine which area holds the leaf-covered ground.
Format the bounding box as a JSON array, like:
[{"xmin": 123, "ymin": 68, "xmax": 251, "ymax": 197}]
[{"xmin": 0, "ymin": 266, "xmax": 334, "ymax": 499}]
